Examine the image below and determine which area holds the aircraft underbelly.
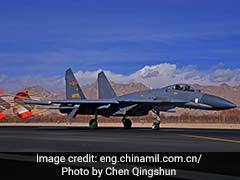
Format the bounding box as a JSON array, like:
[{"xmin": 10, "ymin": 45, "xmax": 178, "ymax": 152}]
[
  {"xmin": 125, "ymin": 104, "xmax": 151, "ymax": 116},
  {"xmin": 59, "ymin": 104, "xmax": 119, "ymax": 116}
]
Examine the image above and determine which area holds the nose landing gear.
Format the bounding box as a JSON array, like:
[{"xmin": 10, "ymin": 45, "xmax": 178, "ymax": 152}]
[{"xmin": 152, "ymin": 110, "xmax": 160, "ymax": 130}]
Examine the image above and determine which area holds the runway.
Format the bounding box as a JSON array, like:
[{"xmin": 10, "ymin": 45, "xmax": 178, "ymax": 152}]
[{"xmin": 0, "ymin": 126, "xmax": 239, "ymax": 151}]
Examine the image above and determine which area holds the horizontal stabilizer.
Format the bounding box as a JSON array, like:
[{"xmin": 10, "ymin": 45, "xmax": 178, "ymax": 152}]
[
  {"xmin": 24, "ymin": 100, "xmax": 53, "ymax": 105},
  {"xmin": 24, "ymin": 99, "xmax": 119, "ymax": 105}
]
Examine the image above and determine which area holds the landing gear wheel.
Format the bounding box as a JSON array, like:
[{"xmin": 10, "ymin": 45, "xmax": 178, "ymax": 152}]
[
  {"xmin": 152, "ymin": 122, "xmax": 160, "ymax": 130},
  {"xmin": 122, "ymin": 119, "xmax": 132, "ymax": 129},
  {"xmin": 89, "ymin": 119, "xmax": 98, "ymax": 129},
  {"xmin": 151, "ymin": 110, "xmax": 161, "ymax": 130}
]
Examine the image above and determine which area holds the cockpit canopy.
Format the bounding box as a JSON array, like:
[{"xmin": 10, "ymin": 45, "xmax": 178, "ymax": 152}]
[{"xmin": 166, "ymin": 84, "xmax": 195, "ymax": 92}]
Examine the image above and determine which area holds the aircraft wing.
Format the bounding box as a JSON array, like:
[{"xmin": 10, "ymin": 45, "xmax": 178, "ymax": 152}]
[
  {"xmin": 118, "ymin": 99, "xmax": 215, "ymax": 113},
  {"xmin": 24, "ymin": 99, "xmax": 119, "ymax": 105},
  {"xmin": 118, "ymin": 99, "xmax": 187, "ymax": 106},
  {"xmin": 25, "ymin": 98, "xmax": 187, "ymax": 106},
  {"xmin": 24, "ymin": 98, "xmax": 188, "ymax": 118},
  {"xmin": 24, "ymin": 99, "xmax": 120, "ymax": 118},
  {"xmin": 112, "ymin": 99, "xmax": 187, "ymax": 116}
]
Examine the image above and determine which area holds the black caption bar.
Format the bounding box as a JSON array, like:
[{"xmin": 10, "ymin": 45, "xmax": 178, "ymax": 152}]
[{"xmin": 0, "ymin": 152, "xmax": 239, "ymax": 179}]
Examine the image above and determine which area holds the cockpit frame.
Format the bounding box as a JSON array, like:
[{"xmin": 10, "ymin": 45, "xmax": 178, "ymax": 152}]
[{"xmin": 166, "ymin": 84, "xmax": 195, "ymax": 92}]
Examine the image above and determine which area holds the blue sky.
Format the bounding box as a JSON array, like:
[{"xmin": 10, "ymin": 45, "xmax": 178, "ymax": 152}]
[{"xmin": 0, "ymin": 0, "xmax": 240, "ymax": 76}]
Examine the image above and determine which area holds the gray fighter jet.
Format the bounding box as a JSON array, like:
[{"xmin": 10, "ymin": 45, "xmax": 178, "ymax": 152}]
[{"xmin": 24, "ymin": 68, "xmax": 237, "ymax": 130}]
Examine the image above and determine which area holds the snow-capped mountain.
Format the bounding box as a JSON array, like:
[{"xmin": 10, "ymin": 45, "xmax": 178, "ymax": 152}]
[
  {"xmin": 131, "ymin": 64, "xmax": 176, "ymax": 79},
  {"xmin": 0, "ymin": 63, "xmax": 240, "ymax": 92}
]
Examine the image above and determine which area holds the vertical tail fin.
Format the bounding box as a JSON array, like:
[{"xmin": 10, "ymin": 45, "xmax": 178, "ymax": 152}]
[
  {"xmin": 97, "ymin": 71, "xmax": 117, "ymax": 99},
  {"xmin": 65, "ymin": 68, "xmax": 86, "ymax": 99}
]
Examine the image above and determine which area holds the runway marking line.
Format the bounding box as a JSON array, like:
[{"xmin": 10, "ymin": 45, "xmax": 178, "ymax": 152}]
[{"xmin": 179, "ymin": 134, "xmax": 240, "ymax": 144}]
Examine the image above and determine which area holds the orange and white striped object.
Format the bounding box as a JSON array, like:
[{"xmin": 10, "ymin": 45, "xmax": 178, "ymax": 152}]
[
  {"xmin": 16, "ymin": 106, "xmax": 33, "ymax": 119},
  {"xmin": 0, "ymin": 112, "xmax": 5, "ymax": 119}
]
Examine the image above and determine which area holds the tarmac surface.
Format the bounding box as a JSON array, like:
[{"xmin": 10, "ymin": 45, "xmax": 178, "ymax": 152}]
[{"xmin": 0, "ymin": 126, "xmax": 239, "ymax": 151}]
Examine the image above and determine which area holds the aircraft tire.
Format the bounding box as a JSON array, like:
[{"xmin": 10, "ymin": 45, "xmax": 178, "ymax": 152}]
[
  {"xmin": 152, "ymin": 122, "xmax": 160, "ymax": 130},
  {"xmin": 122, "ymin": 119, "xmax": 132, "ymax": 129},
  {"xmin": 89, "ymin": 119, "xmax": 98, "ymax": 129}
]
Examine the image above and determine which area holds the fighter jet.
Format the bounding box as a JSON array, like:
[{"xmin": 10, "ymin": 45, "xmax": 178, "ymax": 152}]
[{"xmin": 23, "ymin": 68, "xmax": 237, "ymax": 130}]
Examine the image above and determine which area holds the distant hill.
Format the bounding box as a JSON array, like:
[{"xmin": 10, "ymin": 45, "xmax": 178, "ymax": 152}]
[
  {"xmin": 27, "ymin": 85, "xmax": 53, "ymax": 99},
  {"xmin": 192, "ymin": 83, "xmax": 240, "ymax": 105},
  {"xmin": 25, "ymin": 83, "xmax": 240, "ymax": 106},
  {"xmin": 82, "ymin": 81, "xmax": 149, "ymax": 99},
  {"xmin": 2, "ymin": 82, "xmax": 239, "ymax": 118},
  {"xmin": 27, "ymin": 81, "xmax": 149, "ymax": 100}
]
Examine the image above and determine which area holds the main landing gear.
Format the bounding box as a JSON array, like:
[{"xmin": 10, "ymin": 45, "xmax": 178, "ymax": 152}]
[
  {"xmin": 122, "ymin": 117, "xmax": 132, "ymax": 129},
  {"xmin": 89, "ymin": 119, "xmax": 98, "ymax": 129},
  {"xmin": 152, "ymin": 110, "xmax": 160, "ymax": 130},
  {"xmin": 89, "ymin": 114, "xmax": 98, "ymax": 129}
]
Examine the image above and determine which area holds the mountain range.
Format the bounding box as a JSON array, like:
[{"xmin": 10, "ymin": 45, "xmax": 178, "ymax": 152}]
[
  {"xmin": 1, "ymin": 63, "xmax": 240, "ymax": 93},
  {"xmin": 25, "ymin": 82, "xmax": 239, "ymax": 106},
  {"xmin": 1, "ymin": 81, "xmax": 239, "ymax": 117}
]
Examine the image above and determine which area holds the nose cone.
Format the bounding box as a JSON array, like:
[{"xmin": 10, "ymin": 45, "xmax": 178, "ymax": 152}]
[{"xmin": 201, "ymin": 94, "xmax": 237, "ymax": 110}]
